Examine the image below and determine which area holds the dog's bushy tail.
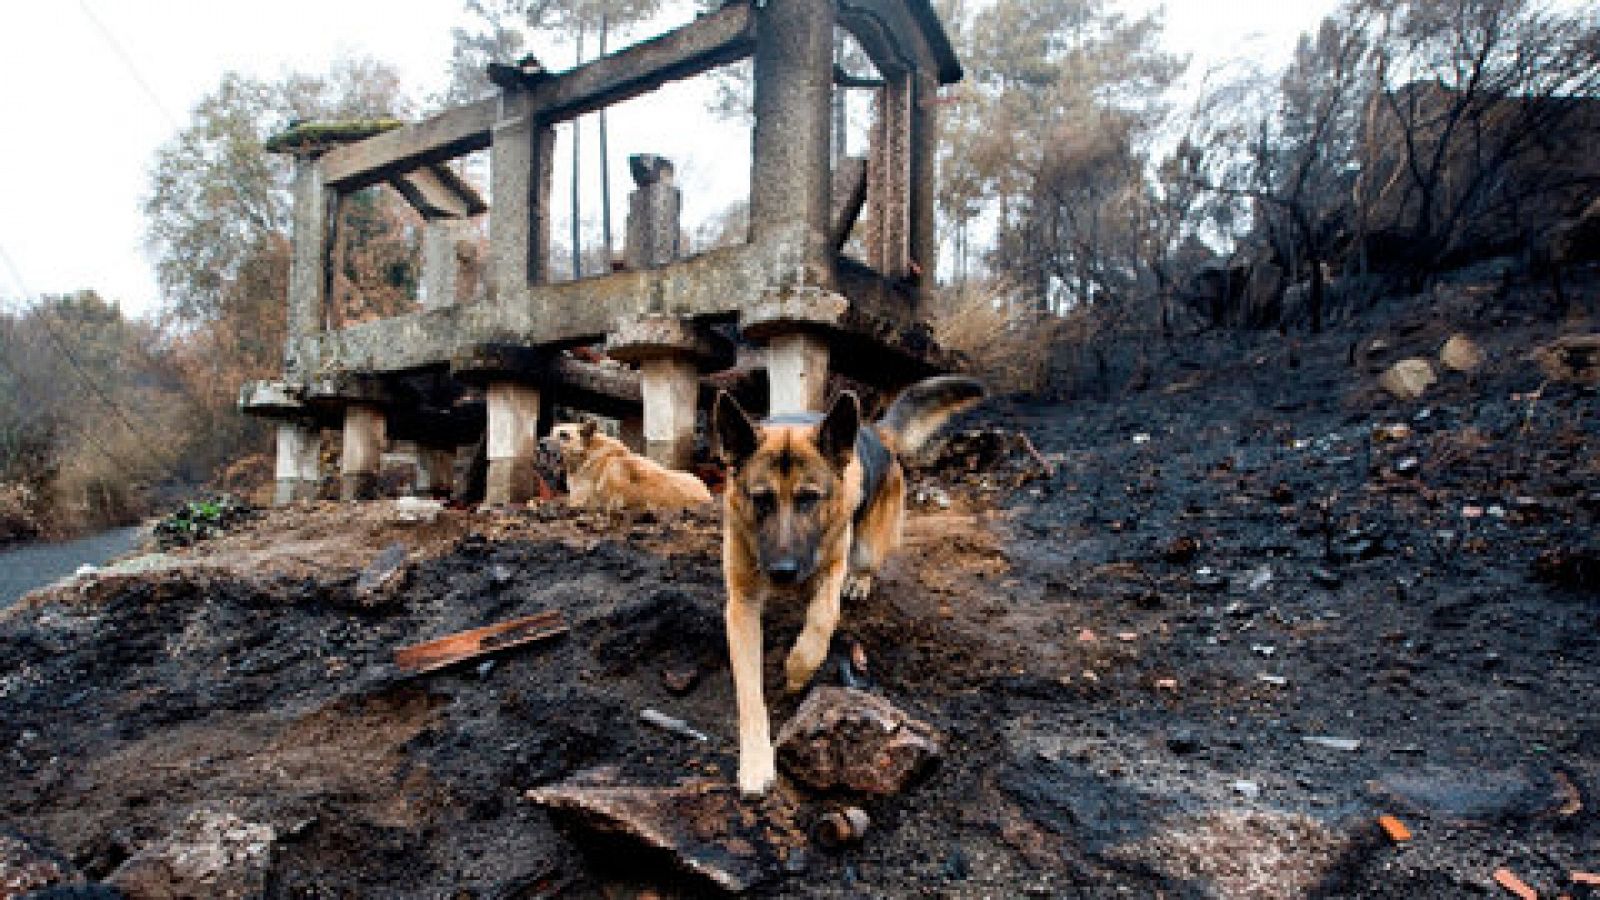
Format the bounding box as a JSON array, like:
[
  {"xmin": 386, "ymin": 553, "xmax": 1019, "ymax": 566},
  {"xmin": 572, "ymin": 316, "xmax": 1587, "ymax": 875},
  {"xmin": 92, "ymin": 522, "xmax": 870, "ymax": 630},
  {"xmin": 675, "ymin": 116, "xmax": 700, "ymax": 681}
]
[{"xmin": 876, "ymin": 375, "xmax": 985, "ymax": 455}]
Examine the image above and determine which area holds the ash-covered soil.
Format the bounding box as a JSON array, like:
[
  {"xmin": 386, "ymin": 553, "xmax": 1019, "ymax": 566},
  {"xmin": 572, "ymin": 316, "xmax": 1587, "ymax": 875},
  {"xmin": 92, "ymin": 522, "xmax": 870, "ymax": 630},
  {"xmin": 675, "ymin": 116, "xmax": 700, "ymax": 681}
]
[{"xmin": 2, "ymin": 280, "xmax": 1597, "ymax": 899}]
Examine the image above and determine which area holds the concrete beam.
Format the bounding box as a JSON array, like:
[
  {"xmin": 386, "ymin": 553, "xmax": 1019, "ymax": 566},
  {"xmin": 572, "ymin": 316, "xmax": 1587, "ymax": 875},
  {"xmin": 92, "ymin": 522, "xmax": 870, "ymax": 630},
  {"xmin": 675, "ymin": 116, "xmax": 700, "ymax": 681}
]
[
  {"xmin": 340, "ymin": 404, "xmax": 387, "ymax": 502},
  {"xmin": 830, "ymin": 156, "xmax": 868, "ymax": 252},
  {"xmin": 291, "ymin": 236, "xmax": 809, "ymax": 375},
  {"xmin": 320, "ymin": 97, "xmax": 504, "ymax": 192},
  {"xmin": 485, "ymin": 381, "xmax": 542, "ymax": 506},
  {"xmin": 274, "ymin": 423, "xmax": 322, "ymax": 506},
  {"xmin": 316, "ymin": 3, "xmax": 755, "ymax": 192},
  {"xmin": 391, "ymin": 164, "xmax": 486, "ymax": 221},
  {"xmin": 525, "ymin": 3, "xmax": 756, "ymax": 123}
]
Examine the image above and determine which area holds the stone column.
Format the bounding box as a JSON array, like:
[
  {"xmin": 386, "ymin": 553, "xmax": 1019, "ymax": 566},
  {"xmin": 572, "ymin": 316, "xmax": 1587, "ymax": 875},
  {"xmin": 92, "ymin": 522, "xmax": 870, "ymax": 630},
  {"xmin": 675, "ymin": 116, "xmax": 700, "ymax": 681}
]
[
  {"xmin": 639, "ymin": 357, "xmax": 699, "ymax": 469},
  {"xmin": 749, "ymin": 0, "xmax": 834, "ymax": 275},
  {"xmin": 490, "ymin": 113, "xmax": 556, "ymax": 299},
  {"xmin": 286, "ymin": 156, "xmax": 334, "ymax": 376},
  {"xmin": 340, "ymin": 404, "xmax": 387, "ymax": 502},
  {"xmin": 866, "ymin": 73, "xmax": 913, "ymax": 279},
  {"xmin": 607, "ymin": 315, "xmax": 731, "ymax": 470},
  {"xmin": 766, "ymin": 333, "xmax": 830, "ymax": 414},
  {"xmin": 908, "ymin": 72, "xmax": 939, "ymax": 289},
  {"xmin": 623, "ymin": 155, "xmax": 681, "ymax": 270},
  {"xmin": 485, "ymin": 381, "xmax": 541, "ymax": 505},
  {"xmin": 274, "ymin": 423, "xmax": 322, "ymax": 506},
  {"xmin": 420, "ymin": 219, "xmax": 462, "ymax": 311}
]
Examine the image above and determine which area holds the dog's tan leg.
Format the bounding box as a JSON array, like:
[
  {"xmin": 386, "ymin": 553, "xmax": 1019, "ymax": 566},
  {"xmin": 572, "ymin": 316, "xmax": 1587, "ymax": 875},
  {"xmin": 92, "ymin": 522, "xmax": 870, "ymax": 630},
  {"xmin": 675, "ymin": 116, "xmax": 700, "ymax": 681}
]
[
  {"xmin": 726, "ymin": 581, "xmax": 775, "ymax": 796},
  {"xmin": 785, "ymin": 557, "xmax": 847, "ymax": 693},
  {"xmin": 845, "ymin": 465, "xmax": 906, "ymax": 601}
]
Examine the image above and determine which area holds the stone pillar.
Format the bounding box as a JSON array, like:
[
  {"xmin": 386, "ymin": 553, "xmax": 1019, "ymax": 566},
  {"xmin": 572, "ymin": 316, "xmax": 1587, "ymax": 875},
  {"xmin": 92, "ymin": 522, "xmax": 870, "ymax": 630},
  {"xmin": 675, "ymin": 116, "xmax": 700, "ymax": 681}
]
[
  {"xmin": 623, "ymin": 155, "xmax": 681, "ymax": 270},
  {"xmin": 340, "ymin": 404, "xmax": 387, "ymax": 502},
  {"xmin": 866, "ymin": 73, "xmax": 913, "ymax": 279},
  {"xmin": 767, "ymin": 333, "xmax": 830, "ymax": 414},
  {"xmin": 273, "ymin": 423, "xmax": 322, "ymax": 506},
  {"xmin": 286, "ymin": 156, "xmax": 334, "ymax": 376},
  {"xmin": 490, "ymin": 113, "xmax": 556, "ymax": 299},
  {"xmin": 640, "ymin": 357, "xmax": 699, "ymax": 469},
  {"xmin": 908, "ymin": 72, "xmax": 939, "ymax": 288},
  {"xmin": 749, "ymin": 0, "xmax": 834, "ymax": 275},
  {"xmin": 485, "ymin": 382, "xmax": 541, "ymax": 505},
  {"xmin": 420, "ymin": 219, "xmax": 462, "ymax": 311}
]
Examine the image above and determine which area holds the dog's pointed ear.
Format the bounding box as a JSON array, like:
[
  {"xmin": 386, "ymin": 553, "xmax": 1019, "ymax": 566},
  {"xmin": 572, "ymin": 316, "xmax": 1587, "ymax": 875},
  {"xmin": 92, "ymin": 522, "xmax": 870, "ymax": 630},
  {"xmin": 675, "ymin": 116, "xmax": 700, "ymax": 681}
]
[
  {"xmin": 713, "ymin": 391, "xmax": 759, "ymax": 468},
  {"xmin": 817, "ymin": 391, "xmax": 860, "ymax": 469},
  {"xmin": 579, "ymin": 420, "xmax": 596, "ymax": 442}
]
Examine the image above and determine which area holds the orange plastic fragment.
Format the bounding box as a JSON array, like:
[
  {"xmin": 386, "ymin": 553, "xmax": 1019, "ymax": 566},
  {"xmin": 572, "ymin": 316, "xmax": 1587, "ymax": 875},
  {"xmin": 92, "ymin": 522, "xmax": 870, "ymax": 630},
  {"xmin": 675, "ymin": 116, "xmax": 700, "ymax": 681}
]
[
  {"xmin": 1493, "ymin": 867, "xmax": 1537, "ymax": 900},
  {"xmin": 1573, "ymin": 871, "xmax": 1600, "ymax": 886},
  {"xmin": 1376, "ymin": 814, "xmax": 1412, "ymax": 843}
]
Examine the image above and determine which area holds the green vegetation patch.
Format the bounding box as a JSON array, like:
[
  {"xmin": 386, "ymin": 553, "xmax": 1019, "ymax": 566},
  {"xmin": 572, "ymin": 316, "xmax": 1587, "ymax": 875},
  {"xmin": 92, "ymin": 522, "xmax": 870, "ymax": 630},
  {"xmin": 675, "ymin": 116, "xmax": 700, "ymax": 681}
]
[{"xmin": 265, "ymin": 118, "xmax": 406, "ymax": 154}]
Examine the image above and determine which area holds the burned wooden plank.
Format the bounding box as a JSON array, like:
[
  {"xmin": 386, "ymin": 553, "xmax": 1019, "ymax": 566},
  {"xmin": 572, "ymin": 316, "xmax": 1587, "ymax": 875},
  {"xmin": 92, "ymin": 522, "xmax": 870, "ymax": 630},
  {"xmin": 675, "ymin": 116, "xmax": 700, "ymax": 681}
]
[{"xmin": 395, "ymin": 610, "xmax": 567, "ymax": 674}]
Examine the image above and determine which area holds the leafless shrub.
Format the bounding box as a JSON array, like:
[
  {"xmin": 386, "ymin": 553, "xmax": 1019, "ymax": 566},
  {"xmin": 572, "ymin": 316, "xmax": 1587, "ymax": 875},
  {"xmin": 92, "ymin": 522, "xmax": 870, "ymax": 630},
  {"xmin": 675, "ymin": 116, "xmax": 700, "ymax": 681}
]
[{"xmin": 929, "ymin": 281, "xmax": 1060, "ymax": 395}]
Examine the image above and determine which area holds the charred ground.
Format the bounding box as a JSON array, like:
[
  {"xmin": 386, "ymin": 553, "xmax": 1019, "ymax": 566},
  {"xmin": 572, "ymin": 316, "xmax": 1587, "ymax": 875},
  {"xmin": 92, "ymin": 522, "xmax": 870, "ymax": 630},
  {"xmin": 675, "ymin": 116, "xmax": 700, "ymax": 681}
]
[{"xmin": 1, "ymin": 273, "xmax": 1597, "ymax": 899}]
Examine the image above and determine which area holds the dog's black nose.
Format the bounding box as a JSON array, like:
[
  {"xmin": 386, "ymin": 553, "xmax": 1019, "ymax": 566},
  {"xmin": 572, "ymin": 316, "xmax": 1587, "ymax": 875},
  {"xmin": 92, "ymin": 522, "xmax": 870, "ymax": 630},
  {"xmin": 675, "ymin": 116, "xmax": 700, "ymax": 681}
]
[{"xmin": 767, "ymin": 559, "xmax": 801, "ymax": 584}]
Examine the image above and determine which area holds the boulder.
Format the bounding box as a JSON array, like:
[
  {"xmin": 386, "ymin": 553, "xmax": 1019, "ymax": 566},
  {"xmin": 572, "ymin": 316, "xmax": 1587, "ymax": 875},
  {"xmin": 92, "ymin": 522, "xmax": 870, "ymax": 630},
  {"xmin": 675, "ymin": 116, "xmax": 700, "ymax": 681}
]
[
  {"xmin": 528, "ymin": 770, "xmax": 805, "ymax": 893},
  {"xmin": 1438, "ymin": 334, "xmax": 1485, "ymax": 372},
  {"xmin": 774, "ymin": 687, "xmax": 940, "ymax": 795},
  {"xmin": 106, "ymin": 810, "xmax": 274, "ymax": 900},
  {"xmin": 1378, "ymin": 358, "xmax": 1437, "ymax": 400}
]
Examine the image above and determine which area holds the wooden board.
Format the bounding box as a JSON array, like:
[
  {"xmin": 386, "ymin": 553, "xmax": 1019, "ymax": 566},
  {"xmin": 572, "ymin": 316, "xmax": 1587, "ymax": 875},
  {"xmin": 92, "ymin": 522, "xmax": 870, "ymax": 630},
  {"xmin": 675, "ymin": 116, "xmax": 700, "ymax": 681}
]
[{"xmin": 395, "ymin": 609, "xmax": 568, "ymax": 674}]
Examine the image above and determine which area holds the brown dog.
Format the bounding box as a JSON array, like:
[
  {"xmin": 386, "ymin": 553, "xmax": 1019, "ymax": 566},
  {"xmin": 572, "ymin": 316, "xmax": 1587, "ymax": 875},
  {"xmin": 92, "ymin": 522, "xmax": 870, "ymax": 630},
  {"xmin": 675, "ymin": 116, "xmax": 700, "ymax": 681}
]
[
  {"xmin": 713, "ymin": 376, "xmax": 983, "ymax": 795},
  {"xmin": 543, "ymin": 422, "xmax": 712, "ymax": 511}
]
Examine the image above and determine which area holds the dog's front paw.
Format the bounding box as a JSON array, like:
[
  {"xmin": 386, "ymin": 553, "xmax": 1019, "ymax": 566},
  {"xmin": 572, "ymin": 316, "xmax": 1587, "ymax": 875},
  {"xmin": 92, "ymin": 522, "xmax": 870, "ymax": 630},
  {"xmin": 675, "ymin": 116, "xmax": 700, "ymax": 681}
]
[
  {"xmin": 737, "ymin": 754, "xmax": 777, "ymax": 797},
  {"xmin": 842, "ymin": 574, "xmax": 873, "ymax": 602},
  {"xmin": 784, "ymin": 647, "xmax": 822, "ymax": 694}
]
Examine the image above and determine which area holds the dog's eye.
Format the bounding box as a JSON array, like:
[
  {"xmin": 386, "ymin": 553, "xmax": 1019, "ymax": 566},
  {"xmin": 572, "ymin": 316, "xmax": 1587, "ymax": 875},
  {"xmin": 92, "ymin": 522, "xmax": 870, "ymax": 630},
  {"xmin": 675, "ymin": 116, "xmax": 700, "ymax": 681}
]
[
  {"xmin": 793, "ymin": 487, "xmax": 822, "ymax": 510},
  {"xmin": 749, "ymin": 489, "xmax": 776, "ymax": 515}
]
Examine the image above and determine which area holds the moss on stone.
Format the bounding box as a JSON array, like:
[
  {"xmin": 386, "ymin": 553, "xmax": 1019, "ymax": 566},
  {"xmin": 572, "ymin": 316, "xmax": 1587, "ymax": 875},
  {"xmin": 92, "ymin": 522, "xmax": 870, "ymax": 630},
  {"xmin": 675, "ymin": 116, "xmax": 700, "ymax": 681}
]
[{"xmin": 265, "ymin": 119, "xmax": 405, "ymax": 154}]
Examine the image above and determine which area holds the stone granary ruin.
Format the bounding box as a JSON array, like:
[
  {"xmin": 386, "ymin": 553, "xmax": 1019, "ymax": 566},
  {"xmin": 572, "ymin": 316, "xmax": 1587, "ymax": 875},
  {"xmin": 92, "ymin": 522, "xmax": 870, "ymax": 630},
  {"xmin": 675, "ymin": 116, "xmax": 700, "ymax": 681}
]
[{"xmin": 240, "ymin": 0, "xmax": 963, "ymax": 507}]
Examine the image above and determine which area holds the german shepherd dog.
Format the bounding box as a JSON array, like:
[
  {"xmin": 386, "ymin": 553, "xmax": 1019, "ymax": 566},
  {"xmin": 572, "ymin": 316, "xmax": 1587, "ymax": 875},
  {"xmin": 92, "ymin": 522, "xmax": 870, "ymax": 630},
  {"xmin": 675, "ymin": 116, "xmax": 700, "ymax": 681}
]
[
  {"xmin": 712, "ymin": 376, "xmax": 984, "ymax": 795},
  {"xmin": 543, "ymin": 422, "xmax": 712, "ymax": 511}
]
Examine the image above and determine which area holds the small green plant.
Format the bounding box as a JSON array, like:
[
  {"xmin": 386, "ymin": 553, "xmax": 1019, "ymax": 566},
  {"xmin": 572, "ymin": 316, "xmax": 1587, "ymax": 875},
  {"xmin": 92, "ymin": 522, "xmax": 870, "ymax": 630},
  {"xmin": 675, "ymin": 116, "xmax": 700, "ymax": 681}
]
[{"xmin": 153, "ymin": 495, "xmax": 256, "ymax": 548}]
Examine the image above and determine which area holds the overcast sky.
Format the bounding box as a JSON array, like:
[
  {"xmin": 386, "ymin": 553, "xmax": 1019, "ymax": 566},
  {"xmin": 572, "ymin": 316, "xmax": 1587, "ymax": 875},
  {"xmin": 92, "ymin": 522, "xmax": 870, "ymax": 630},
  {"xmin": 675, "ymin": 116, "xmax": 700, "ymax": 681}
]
[{"xmin": 0, "ymin": 1, "xmax": 1337, "ymax": 319}]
